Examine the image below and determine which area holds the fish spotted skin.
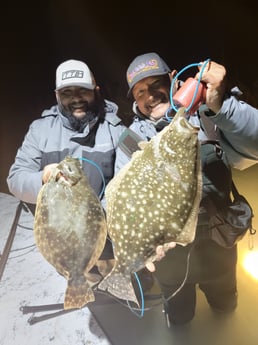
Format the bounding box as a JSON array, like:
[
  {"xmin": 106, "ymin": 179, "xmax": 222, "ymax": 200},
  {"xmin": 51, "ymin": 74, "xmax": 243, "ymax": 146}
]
[
  {"xmin": 98, "ymin": 107, "xmax": 202, "ymax": 305},
  {"xmin": 34, "ymin": 156, "xmax": 107, "ymax": 309}
]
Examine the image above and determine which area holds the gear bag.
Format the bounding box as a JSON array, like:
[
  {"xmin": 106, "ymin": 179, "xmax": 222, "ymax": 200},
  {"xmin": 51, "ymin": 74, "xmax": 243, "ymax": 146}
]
[
  {"xmin": 199, "ymin": 111, "xmax": 256, "ymax": 248},
  {"xmin": 207, "ymin": 175, "xmax": 255, "ymax": 248}
]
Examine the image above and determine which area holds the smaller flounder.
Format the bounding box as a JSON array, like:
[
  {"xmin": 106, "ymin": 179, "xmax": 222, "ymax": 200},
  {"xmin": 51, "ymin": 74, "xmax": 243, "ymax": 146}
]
[
  {"xmin": 98, "ymin": 107, "xmax": 202, "ymax": 305},
  {"xmin": 34, "ymin": 156, "xmax": 107, "ymax": 309}
]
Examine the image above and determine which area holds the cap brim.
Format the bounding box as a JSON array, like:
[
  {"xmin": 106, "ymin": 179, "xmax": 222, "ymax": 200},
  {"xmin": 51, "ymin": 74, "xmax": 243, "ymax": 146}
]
[
  {"xmin": 55, "ymin": 82, "xmax": 95, "ymax": 91},
  {"xmin": 126, "ymin": 70, "xmax": 170, "ymax": 98}
]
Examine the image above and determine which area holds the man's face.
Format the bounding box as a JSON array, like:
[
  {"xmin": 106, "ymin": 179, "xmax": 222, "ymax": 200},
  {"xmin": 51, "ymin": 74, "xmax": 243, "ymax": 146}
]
[
  {"xmin": 132, "ymin": 75, "xmax": 172, "ymax": 121},
  {"xmin": 56, "ymin": 86, "xmax": 96, "ymax": 119}
]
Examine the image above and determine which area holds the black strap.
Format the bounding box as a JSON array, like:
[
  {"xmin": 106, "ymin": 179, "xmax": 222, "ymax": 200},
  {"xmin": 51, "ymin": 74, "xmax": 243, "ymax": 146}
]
[{"xmin": 199, "ymin": 111, "xmax": 241, "ymax": 200}]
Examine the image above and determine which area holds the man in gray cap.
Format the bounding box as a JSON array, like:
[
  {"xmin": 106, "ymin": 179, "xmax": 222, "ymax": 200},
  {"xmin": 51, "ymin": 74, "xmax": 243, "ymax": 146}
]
[
  {"xmin": 126, "ymin": 52, "xmax": 173, "ymax": 121},
  {"xmin": 116, "ymin": 52, "xmax": 258, "ymax": 326}
]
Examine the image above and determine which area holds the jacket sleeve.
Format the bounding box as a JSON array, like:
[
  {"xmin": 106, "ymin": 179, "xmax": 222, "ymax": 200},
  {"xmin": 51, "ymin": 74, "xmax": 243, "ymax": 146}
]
[
  {"xmin": 209, "ymin": 95, "xmax": 258, "ymax": 170},
  {"xmin": 7, "ymin": 121, "xmax": 44, "ymax": 204}
]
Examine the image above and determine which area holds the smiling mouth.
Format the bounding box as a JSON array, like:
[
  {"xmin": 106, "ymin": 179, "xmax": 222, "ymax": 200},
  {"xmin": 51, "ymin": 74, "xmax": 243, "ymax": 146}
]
[
  {"xmin": 71, "ymin": 108, "xmax": 87, "ymax": 118},
  {"xmin": 146, "ymin": 102, "xmax": 161, "ymax": 111},
  {"xmin": 73, "ymin": 108, "xmax": 85, "ymax": 113},
  {"xmin": 71, "ymin": 104, "xmax": 87, "ymax": 111},
  {"xmin": 149, "ymin": 102, "xmax": 169, "ymax": 112},
  {"xmin": 71, "ymin": 101, "xmax": 87, "ymax": 109},
  {"xmin": 151, "ymin": 102, "xmax": 162, "ymax": 109}
]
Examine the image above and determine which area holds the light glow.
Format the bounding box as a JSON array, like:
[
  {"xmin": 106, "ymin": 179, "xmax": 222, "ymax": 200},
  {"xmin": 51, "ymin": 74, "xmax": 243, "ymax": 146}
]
[{"xmin": 243, "ymin": 250, "xmax": 258, "ymax": 280}]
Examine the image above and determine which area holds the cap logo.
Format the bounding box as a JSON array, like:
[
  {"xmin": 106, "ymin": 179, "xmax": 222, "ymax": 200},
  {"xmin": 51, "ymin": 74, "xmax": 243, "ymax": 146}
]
[
  {"xmin": 127, "ymin": 59, "xmax": 159, "ymax": 83},
  {"xmin": 62, "ymin": 69, "xmax": 84, "ymax": 81}
]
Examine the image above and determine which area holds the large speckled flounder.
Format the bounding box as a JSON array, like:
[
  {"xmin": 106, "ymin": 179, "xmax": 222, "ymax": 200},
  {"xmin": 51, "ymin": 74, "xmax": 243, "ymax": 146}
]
[
  {"xmin": 98, "ymin": 107, "xmax": 202, "ymax": 305},
  {"xmin": 34, "ymin": 156, "xmax": 107, "ymax": 309}
]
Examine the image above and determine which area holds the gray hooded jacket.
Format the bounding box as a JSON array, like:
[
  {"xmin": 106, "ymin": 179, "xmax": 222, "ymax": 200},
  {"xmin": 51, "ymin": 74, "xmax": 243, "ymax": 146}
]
[
  {"xmin": 115, "ymin": 93, "xmax": 258, "ymax": 172},
  {"xmin": 7, "ymin": 100, "xmax": 126, "ymax": 204}
]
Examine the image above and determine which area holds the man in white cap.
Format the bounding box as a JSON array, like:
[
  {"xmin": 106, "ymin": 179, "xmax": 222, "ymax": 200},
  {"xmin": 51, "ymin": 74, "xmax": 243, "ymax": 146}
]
[{"xmin": 7, "ymin": 59, "xmax": 126, "ymax": 266}]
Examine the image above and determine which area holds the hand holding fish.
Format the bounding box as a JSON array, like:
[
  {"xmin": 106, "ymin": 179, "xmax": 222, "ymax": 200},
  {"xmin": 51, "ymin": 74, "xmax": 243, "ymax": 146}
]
[
  {"xmin": 42, "ymin": 163, "xmax": 59, "ymax": 183},
  {"xmin": 195, "ymin": 60, "xmax": 227, "ymax": 114},
  {"xmin": 145, "ymin": 242, "xmax": 177, "ymax": 272}
]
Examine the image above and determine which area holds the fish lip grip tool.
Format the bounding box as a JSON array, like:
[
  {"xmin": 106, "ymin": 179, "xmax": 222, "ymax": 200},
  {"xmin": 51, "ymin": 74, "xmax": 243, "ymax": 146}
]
[
  {"xmin": 169, "ymin": 59, "xmax": 210, "ymax": 116},
  {"xmin": 172, "ymin": 77, "xmax": 207, "ymax": 115}
]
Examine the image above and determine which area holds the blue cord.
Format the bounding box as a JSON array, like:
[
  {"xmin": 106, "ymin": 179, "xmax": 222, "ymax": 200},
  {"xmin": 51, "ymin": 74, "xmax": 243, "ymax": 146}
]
[
  {"xmin": 78, "ymin": 157, "xmax": 106, "ymax": 198},
  {"xmin": 127, "ymin": 272, "xmax": 145, "ymax": 317},
  {"xmin": 165, "ymin": 58, "xmax": 211, "ymax": 121}
]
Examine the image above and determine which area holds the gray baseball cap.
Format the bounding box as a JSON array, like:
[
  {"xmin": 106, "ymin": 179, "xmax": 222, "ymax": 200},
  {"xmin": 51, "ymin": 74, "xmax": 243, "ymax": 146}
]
[{"xmin": 126, "ymin": 52, "xmax": 171, "ymax": 96}]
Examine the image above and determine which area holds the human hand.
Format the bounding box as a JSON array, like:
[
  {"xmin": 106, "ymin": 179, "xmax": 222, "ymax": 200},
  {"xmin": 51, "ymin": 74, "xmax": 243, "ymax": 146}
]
[
  {"xmin": 145, "ymin": 242, "xmax": 176, "ymax": 272},
  {"xmin": 42, "ymin": 163, "xmax": 58, "ymax": 183},
  {"xmin": 195, "ymin": 61, "xmax": 227, "ymax": 114}
]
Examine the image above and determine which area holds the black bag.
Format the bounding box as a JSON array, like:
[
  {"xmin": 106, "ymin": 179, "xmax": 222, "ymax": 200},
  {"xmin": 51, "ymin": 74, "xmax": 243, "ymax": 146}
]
[
  {"xmin": 198, "ymin": 110, "xmax": 256, "ymax": 248},
  {"xmin": 208, "ymin": 179, "xmax": 255, "ymax": 248}
]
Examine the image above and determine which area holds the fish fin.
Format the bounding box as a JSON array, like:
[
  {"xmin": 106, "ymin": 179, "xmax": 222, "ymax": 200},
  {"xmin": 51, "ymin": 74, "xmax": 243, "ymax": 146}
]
[
  {"xmin": 98, "ymin": 271, "xmax": 139, "ymax": 306},
  {"xmin": 64, "ymin": 279, "xmax": 95, "ymax": 309}
]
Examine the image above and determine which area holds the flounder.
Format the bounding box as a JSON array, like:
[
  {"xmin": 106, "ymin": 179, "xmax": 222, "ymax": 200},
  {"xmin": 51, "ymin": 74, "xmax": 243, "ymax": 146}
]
[
  {"xmin": 34, "ymin": 156, "xmax": 107, "ymax": 309},
  {"xmin": 98, "ymin": 107, "xmax": 202, "ymax": 305}
]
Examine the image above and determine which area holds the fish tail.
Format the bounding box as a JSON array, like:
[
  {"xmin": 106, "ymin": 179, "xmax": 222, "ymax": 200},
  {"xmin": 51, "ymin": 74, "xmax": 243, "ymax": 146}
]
[
  {"xmin": 64, "ymin": 279, "xmax": 95, "ymax": 310},
  {"xmin": 98, "ymin": 271, "xmax": 139, "ymax": 306}
]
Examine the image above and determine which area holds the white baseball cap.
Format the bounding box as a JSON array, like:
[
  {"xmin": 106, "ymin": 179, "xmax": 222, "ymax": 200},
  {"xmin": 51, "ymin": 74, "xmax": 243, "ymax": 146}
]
[{"xmin": 55, "ymin": 59, "xmax": 96, "ymax": 91}]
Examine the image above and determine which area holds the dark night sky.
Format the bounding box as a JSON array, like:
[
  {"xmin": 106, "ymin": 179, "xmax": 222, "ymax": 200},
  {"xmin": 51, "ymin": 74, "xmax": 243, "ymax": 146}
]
[{"xmin": 1, "ymin": 0, "xmax": 258, "ymax": 194}]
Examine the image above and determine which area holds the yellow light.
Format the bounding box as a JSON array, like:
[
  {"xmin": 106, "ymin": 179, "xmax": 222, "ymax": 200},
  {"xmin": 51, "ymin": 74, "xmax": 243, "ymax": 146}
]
[{"xmin": 243, "ymin": 250, "xmax": 258, "ymax": 280}]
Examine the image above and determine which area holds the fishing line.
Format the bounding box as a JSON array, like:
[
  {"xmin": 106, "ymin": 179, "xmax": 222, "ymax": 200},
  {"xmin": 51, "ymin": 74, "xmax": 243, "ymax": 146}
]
[
  {"xmin": 94, "ymin": 272, "xmax": 146, "ymax": 318},
  {"xmin": 94, "ymin": 246, "xmax": 193, "ymax": 316},
  {"xmin": 164, "ymin": 244, "xmax": 193, "ymax": 303},
  {"xmin": 94, "ymin": 288, "xmax": 162, "ymax": 312},
  {"xmin": 93, "ymin": 244, "xmax": 195, "ymax": 317},
  {"xmin": 78, "ymin": 157, "xmax": 106, "ymax": 198},
  {"xmin": 165, "ymin": 58, "xmax": 211, "ymax": 121},
  {"xmin": 126, "ymin": 272, "xmax": 145, "ymax": 317}
]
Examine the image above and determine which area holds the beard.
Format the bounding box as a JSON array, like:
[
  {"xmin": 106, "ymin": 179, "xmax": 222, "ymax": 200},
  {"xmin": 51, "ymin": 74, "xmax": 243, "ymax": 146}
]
[
  {"xmin": 58, "ymin": 90, "xmax": 106, "ymax": 132},
  {"xmin": 64, "ymin": 110, "xmax": 96, "ymax": 132}
]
